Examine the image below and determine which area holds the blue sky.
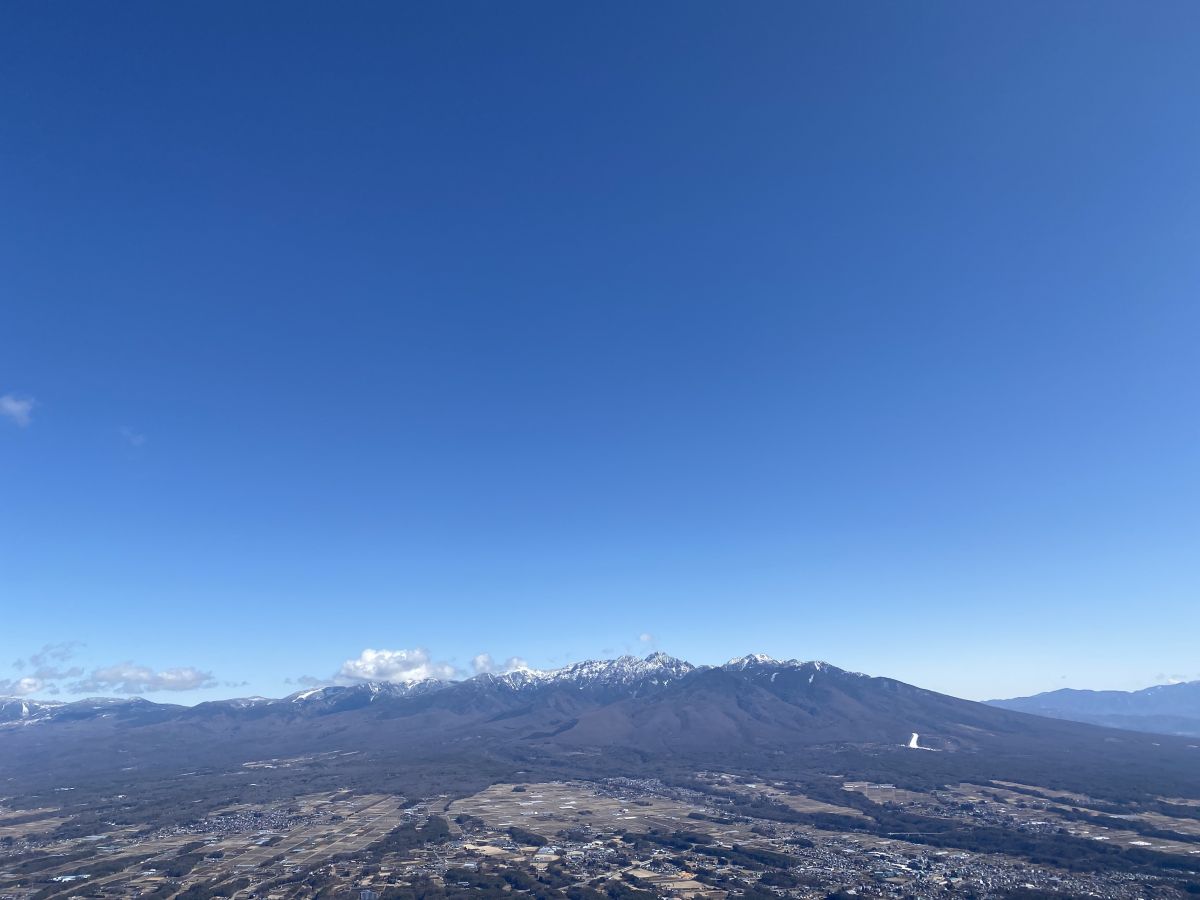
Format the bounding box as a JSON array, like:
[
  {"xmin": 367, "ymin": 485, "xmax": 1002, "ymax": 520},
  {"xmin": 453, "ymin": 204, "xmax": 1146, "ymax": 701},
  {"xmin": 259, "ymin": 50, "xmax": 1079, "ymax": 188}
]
[{"xmin": 2, "ymin": 2, "xmax": 1198, "ymax": 703}]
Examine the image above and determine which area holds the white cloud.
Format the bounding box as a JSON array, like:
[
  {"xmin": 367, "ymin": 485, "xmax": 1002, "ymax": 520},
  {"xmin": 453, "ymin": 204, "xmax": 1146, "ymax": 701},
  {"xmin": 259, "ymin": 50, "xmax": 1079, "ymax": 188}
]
[
  {"xmin": 6, "ymin": 645, "xmax": 218, "ymax": 697},
  {"xmin": 69, "ymin": 663, "xmax": 217, "ymax": 694},
  {"xmin": 639, "ymin": 632, "xmax": 655, "ymax": 645},
  {"xmin": 470, "ymin": 653, "xmax": 529, "ymax": 675},
  {"xmin": 336, "ymin": 648, "xmax": 457, "ymax": 684},
  {"xmin": 0, "ymin": 676, "xmax": 45, "ymax": 697},
  {"xmin": 0, "ymin": 394, "xmax": 35, "ymax": 427}
]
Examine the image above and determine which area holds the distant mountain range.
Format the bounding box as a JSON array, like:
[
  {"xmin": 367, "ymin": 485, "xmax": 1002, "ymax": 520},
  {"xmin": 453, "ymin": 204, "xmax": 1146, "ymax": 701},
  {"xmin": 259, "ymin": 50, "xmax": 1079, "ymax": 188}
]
[
  {"xmin": 0, "ymin": 652, "xmax": 1177, "ymax": 754},
  {"xmin": 0, "ymin": 652, "xmax": 701, "ymax": 728},
  {"xmin": 1, "ymin": 653, "xmax": 879, "ymax": 731},
  {"xmin": 9, "ymin": 654, "xmax": 1200, "ymax": 746},
  {"xmin": 5, "ymin": 651, "xmax": 1195, "ymax": 824},
  {"xmin": 988, "ymin": 680, "xmax": 1200, "ymax": 737}
]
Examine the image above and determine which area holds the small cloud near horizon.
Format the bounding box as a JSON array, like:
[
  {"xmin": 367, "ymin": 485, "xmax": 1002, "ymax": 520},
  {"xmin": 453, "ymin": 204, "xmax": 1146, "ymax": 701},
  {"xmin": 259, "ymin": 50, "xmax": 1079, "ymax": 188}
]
[
  {"xmin": 0, "ymin": 393, "xmax": 35, "ymax": 427},
  {"xmin": 286, "ymin": 675, "xmax": 329, "ymax": 688},
  {"xmin": 5, "ymin": 643, "xmax": 85, "ymax": 695},
  {"xmin": 1155, "ymin": 672, "xmax": 1196, "ymax": 685},
  {"xmin": 470, "ymin": 653, "xmax": 529, "ymax": 676},
  {"xmin": 3, "ymin": 645, "xmax": 223, "ymax": 699},
  {"xmin": 299, "ymin": 648, "xmax": 537, "ymax": 688},
  {"xmin": 0, "ymin": 676, "xmax": 48, "ymax": 697},
  {"xmin": 336, "ymin": 648, "xmax": 457, "ymax": 684},
  {"xmin": 14, "ymin": 642, "xmax": 84, "ymax": 680},
  {"xmin": 68, "ymin": 663, "xmax": 217, "ymax": 694},
  {"xmin": 120, "ymin": 426, "xmax": 147, "ymax": 447}
]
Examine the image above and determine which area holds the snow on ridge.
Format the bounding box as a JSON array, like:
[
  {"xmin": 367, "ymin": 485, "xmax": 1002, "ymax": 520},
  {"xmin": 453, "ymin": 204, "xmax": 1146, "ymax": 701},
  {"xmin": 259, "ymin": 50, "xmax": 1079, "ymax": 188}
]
[
  {"xmin": 484, "ymin": 652, "xmax": 696, "ymax": 691},
  {"xmin": 286, "ymin": 679, "xmax": 445, "ymax": 704},
  {"xmin": 725, "ymin": 653, "xmax": 779, "ymax": 668},
  {"xmin": 722, "ymin": 655, "xmax": 855, "ymax": 674},
  {"xmin": 484, "ymin": 652, "xmax": 861, "ymax": 688},
  {"xmin": 5, "ymin": 651, "xmax": 871, "ymax": 722}
]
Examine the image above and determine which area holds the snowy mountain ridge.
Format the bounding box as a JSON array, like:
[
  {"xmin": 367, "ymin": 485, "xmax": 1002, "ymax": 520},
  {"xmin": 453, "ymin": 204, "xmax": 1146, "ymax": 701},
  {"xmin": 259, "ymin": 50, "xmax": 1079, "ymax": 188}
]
[{"xmin": 1, "ymin": 653, "xmax": 861, "ymax": 725}]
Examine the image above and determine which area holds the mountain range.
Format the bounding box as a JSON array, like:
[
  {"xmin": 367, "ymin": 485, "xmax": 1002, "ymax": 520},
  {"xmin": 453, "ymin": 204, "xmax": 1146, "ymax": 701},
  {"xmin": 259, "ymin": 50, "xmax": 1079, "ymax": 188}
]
[
  {"xmin": 3, "ymin": 651, "xmax": 1192, "ymax": 759},
  {"xmin": 989, "ymin": 679, "xmax": 1200, "ymax": 737},
  {"xmin": 3, "ymin": 652, "xmax": 1196, "ymax": 821},
  {"xmin": 0, "ymin": 652, "xmax": 706, "ymax": 728},
  {"xmin": 0, "ymin": 652, "xmax": 1079, "ymax": 746},
  {"xmin": 5, "ymin": 653, "xmax": 1195, "ymax": 750}
]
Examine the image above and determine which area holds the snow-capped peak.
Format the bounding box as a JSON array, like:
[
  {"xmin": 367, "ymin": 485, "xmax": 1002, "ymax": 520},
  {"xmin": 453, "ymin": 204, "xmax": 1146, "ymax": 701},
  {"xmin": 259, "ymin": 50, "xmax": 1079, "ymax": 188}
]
[
  {"xmin": 645, "ymin": 652, "xmax": 693, "ymax": 673},
  {"xmin": 721, "ymin": 655, "xmax": 855, "ymax": 676},
  {"xmin": 724, "ymin": 653, "xmax": 780, "ymax": 669},
  {"xmin": 285, "ymin": 679, "xmax": 444, "ymax": 705},
  {"xmin": 482, "ymin": 652, "xmax": 695, "ymax": 692}
]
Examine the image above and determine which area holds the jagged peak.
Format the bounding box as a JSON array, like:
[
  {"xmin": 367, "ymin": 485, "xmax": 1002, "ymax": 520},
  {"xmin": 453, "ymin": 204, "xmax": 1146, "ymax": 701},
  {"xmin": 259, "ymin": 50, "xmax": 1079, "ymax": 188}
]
[
  {"xmin": 645, "ymin": 653, "xmax": 693, "ymax": 673},
  {"xmin": 725, "ymin": 653, "xmax": 779, "ymax": 668},
  {"xmin": 286, "ymin": 654, "xmax": 698, "ymax": 697}
]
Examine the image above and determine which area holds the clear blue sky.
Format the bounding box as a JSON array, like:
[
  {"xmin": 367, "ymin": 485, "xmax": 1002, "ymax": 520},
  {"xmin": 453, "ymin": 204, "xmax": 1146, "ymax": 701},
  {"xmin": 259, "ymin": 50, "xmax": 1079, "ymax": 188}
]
[{"xmin": 2, "ymin": 1, "xmax": 1198, "ymax": 703}]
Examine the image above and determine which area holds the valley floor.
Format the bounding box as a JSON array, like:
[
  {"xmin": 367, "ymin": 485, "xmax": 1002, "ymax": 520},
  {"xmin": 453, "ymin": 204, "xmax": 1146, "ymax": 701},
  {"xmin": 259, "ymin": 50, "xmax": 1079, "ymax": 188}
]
[{"xmin": 3, "ymin": 766, "xmax": 1200, "ymax": 899}]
